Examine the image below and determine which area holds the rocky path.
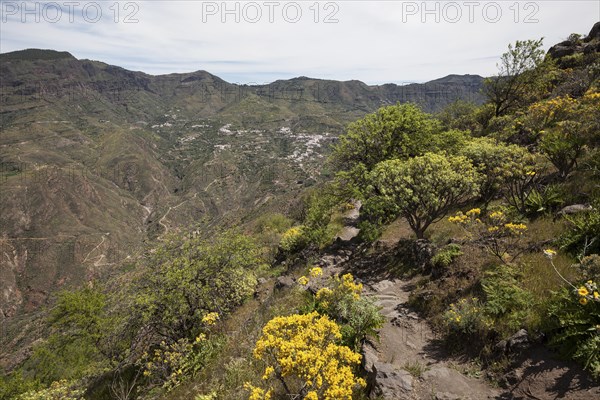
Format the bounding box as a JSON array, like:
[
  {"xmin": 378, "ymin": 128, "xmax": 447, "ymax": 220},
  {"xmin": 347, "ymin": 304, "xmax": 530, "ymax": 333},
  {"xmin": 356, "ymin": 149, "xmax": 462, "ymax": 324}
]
[{"xmin": 363, "ymin": 278, "xmax": 499, "ymax": 400}]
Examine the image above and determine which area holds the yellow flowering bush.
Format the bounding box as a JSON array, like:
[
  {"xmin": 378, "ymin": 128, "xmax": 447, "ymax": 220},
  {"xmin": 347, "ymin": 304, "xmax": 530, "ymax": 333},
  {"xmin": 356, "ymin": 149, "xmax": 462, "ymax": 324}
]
[
  {"xmin": 313, "ymin": 274, "xmax": 383, "ymax": 350},
  {"xmin": 297, "ymin": 276, "xmax": 309, "ymax": 286},
  {"xmin": 246, "ymin": 312, "xmax": 366, "ymax": 399},
  {"xmin": 141, "ymin": 331, "xmax": 224, "ymax": 391},
  {"xmin": 17, "ymin": 380, "xmax": 84, "ymax": 400},
  {"xmin": 279, "ymin": 226, "xmax": 306, "ymax": 253},
  {"xmin": 448, "ymin": 209, "xmax": 528, "ymax": 263},
  {"xmin": 202, "ymin": 312, "xmax": 219, "ymax": 325},
  {"xmin": 443, "ymin": 298, "xmax": 488, "ymax": 335}
]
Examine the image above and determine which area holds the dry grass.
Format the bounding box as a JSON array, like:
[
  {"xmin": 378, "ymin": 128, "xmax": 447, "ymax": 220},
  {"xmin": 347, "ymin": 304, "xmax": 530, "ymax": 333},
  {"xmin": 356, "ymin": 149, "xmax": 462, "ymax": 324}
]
[{"xmin": 378, "ymin": 217, "xmax": 414, "ymax": 246}]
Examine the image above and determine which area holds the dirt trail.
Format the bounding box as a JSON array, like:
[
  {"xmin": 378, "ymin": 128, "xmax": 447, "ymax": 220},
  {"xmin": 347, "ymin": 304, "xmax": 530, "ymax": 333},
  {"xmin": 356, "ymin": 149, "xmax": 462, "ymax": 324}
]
[{"xmin": 362, "ymin": 277, "xmax": 499, "ymax": 400}]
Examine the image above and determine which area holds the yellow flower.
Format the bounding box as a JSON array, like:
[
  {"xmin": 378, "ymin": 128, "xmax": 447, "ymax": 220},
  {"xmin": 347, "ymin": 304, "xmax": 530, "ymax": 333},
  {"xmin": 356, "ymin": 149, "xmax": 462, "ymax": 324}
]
[
  {"xmin": 594, "ymin": 291, "xmax": 599, "ymax": 300},
  {"xmin": 580, "ymin": 297, "xmax": 588, "ymax": 305},
  {"xmin": 543, "ymin": 249, "xmax": 557, "ymax": 259},
  {"xmin": 466, "ymin": 208, "xmax": 481, "ymax": 217},
  {"xmin": 309, "ymin": 267, "xmax": 323, "ymax": 278},
  {"xmin": 305, "ymin": 392, "xmax": 318, "ymax": 400},
  {"xmin": 505, "ymin": 222, "xmax": 527, "ymax": 234},
  {"xmin": 297, "ymin": 276, "xmax": 309, "ymax": 286},
  {"xmin": 195, "ymin": 333, "xmax": 206, "ymax": 343},
  {"xmin": 262, "ymin": 366, "xmax": 274, "ymax": 380},
  {"xmin": 490, "ymin": 211, "xmax": 504, "ymax": 220},
  {"xmin": 202, "ymin": 312, "xmax": 219, "ymax": 325},
  {"xmin": 578, "ymin": 287, "xmax": 589, "ymax": 297}
]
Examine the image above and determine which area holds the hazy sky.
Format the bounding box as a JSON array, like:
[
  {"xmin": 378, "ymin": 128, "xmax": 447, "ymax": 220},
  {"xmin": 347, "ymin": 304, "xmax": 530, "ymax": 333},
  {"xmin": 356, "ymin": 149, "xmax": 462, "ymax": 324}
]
[{"xmin": 1, "ymin": 1, "xmax": 598, "ymax": 84}]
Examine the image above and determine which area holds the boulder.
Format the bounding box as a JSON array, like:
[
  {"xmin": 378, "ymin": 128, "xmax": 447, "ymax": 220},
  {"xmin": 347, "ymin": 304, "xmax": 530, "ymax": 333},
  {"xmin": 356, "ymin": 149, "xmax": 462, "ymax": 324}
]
[
  {"xmin": 362, "ymin": 342, "xmax": 413, "ymax": 399},
  {"xmin": 495, "ymin": 329, "xmax": 530, "ymax": 355},
  {"xmin": 556, "ymin": 204, "xmax": 593, "ymax": 218},
  {"xmin": 274, "ymin": 276, "xmax": 295, "ymax": 290},
  {"xmin": 584, "ymin": 21, "xmax": 600, "ymax": 42}
]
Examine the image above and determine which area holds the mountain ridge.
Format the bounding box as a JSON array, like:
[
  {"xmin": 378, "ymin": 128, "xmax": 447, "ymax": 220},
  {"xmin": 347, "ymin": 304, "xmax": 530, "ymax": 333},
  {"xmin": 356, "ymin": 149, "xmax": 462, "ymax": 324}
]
[{"xmin": 0, "ymin": 47, "xmax": 484, "ymax": 89}]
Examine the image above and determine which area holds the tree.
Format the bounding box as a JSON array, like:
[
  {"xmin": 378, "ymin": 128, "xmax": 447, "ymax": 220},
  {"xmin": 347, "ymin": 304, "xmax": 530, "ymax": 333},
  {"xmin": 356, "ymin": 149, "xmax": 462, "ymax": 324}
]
[
  {"xmin": 246, "ymin": 312, "xmax": 365, "ymax": 400},
  {"xmin": 370, "ymin": 153, "xmax": 481, "ymax": 239},
  {"xmin": 459, "ymin": 137, "xmax": 531, "ymax": 206},
  {"xmin": 530, "ymin": 91, "xmax": 600, "ymax": 178},
  {"xmin": 26, "ymin": 287, "xmax": 114, "ymax": 384},
  {"xmin": 484, "ymin": 38, "xmax": 546, "ymax": 116},
  {"xmin": 540, "ymin": 121, "xmax": 587, "ymax": 179},
  {"xmin": 331, "ymin": 103, "xmax": 440, "ymax": 171},
  {"xmin": 136, "ymin": 231, "xmax": 265, "ymax": 342},
  {"xmin": 331, "ymin": 103, "xmax": 441, "ymax": 193},
  {"xmin": 437, "ymin": 100, "xmax": 481, "ymax": 133}
]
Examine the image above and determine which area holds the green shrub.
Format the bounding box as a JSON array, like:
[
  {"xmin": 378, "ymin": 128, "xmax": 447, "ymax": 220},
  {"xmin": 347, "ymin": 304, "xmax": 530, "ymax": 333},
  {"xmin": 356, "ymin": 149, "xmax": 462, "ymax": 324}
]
[
  {"xmin": 443, "ymin": 297, "xmax": 488, "ymax": 336},
  {"xmin": 0, "ymin": 372, "xmax": 40, "ymax": 400},
  {"xmin": 299, "ymin": 189, "xmax": 339, "ymax": 248},
  {"xmin": 17, "ymin": 380, "xmax": 84, "ymax": 400},
  {"xmin": 481, "ymin": 264, "xmax": 534, "ymax": 334},
  {"xmin": 23, "ymin": 287, "xmax": 114, "ymax": 384},
  {"xmin": 136, "ymin": 231, "xmax": 265, "ymax": 342},
  {"xmin": 547, "ymin": 282, "xmax": 600, "ymax": 378},
  {"xmin": 279, "ymin": 226, "xmax": 306, "ymax": 253},
  {"xmin": 560, "ymin": 206, "xmax": 600, "ymax": 256},
  {"xmin": 524, "ymin": 184, "xmax": 565, "ymax": 215},
  {"xmin": 431, "ymin": 244, "xmax": 463, "ymax": 268},
  {"xmin": 313, "ymin": 273, "xmax": 384, "ymax": 351}
]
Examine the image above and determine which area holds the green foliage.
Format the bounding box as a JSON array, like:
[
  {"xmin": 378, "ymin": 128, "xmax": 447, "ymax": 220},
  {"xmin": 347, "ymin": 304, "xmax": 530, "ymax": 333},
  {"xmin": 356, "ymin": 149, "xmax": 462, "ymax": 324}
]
[
  {"xmin": 0, "ymin": 372, "xmax": 40, "ymax": 400},
  {"xmin": 25, "ymin": 287, "xmax": 113, "ymax": 384},
  {"xmin": 313, "ymin": 274, "xmax": 384, "ymax": 351},
  {"xmin": 428, "ymin": 129, "xmax": 472, "ymax": 156},
  {"xmin": 547, "ymin": 284, "xmax": 600, "ymax": 378},
  {"xmin": 331, "ymin": 103, "xmax": 440, "ymax": 172},
  {"xmin": 443, "ymin": 297, "xmax": 488, "ymax": 336},
  {"xmin": 370, "ymin": 153, "xmax": 481, "ymax": 238},
  {"xmin": 279, "ymin": 226, "xmax": 306, "ymax": 253},
  {"xmin": 299, "ymin": 189, "xmax": 339, "ymax": 248},
  {"xmin": 253, "ymin": 213, "xmax": 294, "ymax": 253},
  {"xmin": 141, "ymin": 335, "xmax": 225, "ymax": 391},
  {"xmin": 524, "ymin": 184, "xmax": 565, "ymax": 215},
  {"xmin": 16, "ymin": 380, "xmax": 84, "ymax": 400},
  {"xmin": 254, "ymin": 213, "xmax": 293, "ymax": 234},
  {"xmin": 484, "ymin": 38, "xmax": 547, "ymax": 116},
  {"xmin": 356, "ymin": 196, "xmax": 398, "ymax": 242},
  {"xmin": 481, "ymin": 264, "xmax": 534, "ymax": 333},
  {"xmin": 459, "ymin": 137, "xmax": 530, "ymax": 206},
  {"xmin": 431, "ymin": 244, "xmax": 463, "ymax": 269},
  {"xmin": 437, "ymin": 100, "xmax": 481, "ymax": 133},
  {"xmin": 560, "ymin": 206, "xmax": 600, "ymax": 256},
  {"xmin": 137, "ymin": 231, "xmax": 265, "ymax": 342},
  {"xmin": 500, "ymin": 151, "xmax": 542, "ymax": 214}
]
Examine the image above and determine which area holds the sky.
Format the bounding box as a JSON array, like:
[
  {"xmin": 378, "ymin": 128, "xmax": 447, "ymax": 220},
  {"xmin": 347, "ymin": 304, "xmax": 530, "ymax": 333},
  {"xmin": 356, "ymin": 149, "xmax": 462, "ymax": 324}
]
[{"xmin": 1, "ymin": 1, "xmax": 599, "ymax": 84}]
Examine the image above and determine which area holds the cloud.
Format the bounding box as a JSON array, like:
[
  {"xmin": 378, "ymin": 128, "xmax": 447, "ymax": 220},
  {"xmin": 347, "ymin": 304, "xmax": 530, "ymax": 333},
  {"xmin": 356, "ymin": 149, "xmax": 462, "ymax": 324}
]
[{"xmin": 1, "ymin": 0, "xmax": 598, "ymax": 84}]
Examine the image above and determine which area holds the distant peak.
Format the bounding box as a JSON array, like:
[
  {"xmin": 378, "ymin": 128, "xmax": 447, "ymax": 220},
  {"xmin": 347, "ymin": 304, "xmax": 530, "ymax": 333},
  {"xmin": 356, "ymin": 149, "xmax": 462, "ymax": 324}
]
[
  {"xmin": 427, "ymin": 74, "xmax": 484, "ymax": 84},
  {"xmin": 0, "ymin": 48, "xmax": 75, "ymax": 61}
]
